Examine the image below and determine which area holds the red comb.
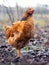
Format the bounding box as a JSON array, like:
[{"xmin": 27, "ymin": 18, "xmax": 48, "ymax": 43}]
[
  {"xmin": 29, "ymin": 8, "xmax": 34, "ymax": 14},
  {"xmin": 30, "ymin": 8, "xmax": 34, "ymax": 12}
]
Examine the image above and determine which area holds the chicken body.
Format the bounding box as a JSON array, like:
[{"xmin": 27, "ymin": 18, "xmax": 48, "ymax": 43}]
[{"xmin": 5, "ymin": 8, "xmax": 35, "ymax": 57}]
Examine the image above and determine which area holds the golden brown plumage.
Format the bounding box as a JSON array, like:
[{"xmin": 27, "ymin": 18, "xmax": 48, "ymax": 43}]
[{"xmin": 5, "ymin": 8, "xmax": 35, "ymax": 57}]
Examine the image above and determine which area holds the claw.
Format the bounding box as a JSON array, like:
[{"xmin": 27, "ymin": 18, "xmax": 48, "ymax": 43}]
[{"xmin": 13, "ymin": 57, "xmax": 22, "ymax": 62}]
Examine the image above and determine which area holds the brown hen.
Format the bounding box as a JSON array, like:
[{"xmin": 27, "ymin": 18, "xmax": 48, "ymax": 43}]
[{"xmin": 5, "ymin": 8, "xmax": 35, "ymax": 57}]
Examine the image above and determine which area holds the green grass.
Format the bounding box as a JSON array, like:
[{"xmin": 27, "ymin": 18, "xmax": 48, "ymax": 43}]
[{"xmin": 35, "ymin": 20, "xmax": 49, "ymax": 27}]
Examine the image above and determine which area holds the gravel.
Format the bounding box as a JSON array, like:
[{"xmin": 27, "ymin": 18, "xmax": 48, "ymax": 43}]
[{"xmin": 0, "ymin": 26, "xmax": 49, "ymax": 65}]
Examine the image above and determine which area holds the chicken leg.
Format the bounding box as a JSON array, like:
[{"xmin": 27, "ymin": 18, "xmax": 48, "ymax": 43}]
[{"xmin": 17, "ymin": 49, "xmax": 21, "ymax": 57}]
